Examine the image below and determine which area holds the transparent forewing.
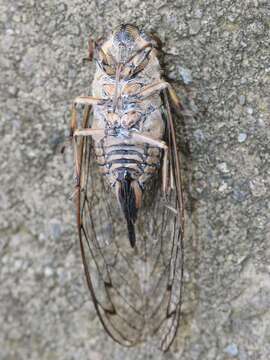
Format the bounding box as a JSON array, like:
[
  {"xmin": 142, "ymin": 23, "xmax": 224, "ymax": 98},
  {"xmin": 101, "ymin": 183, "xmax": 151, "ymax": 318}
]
[
  {"xmin": 79, "ymin": 134, "xmax": 145, "ymax": 347},
  {"xmin": 155, "ymin": 90, "xmax": 185, "ymax": 351},
  {"xmin": 77, "ymin": 102, "xmax": 184, "ymax": 351}
]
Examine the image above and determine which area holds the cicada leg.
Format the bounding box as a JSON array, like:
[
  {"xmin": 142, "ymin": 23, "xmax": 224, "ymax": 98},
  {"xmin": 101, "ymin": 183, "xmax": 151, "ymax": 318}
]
[
  {"xmin": 70, "ymin": 96, "xmax": 106, "ymax": 137},
  {"xmin": 73, "ymin": 96, "xmax": 106, "ymax": 106},
  {"xmin": 73, "ymin": 129, "xmax": 105, "ymax": 137},
  {"xmin": 138, "ymin": 80, "xmax": 182, "ymax": 110},
  {"xmin": 73, "ymin": 127, "xmax": 105, "ymax": 186},
  {"xmin": 70, "ymin": 97, "xmax": 106, "ymax": 189},
  {"xmin": 87, "ymin": 38, "xmax": 95, "ymax": 62}
]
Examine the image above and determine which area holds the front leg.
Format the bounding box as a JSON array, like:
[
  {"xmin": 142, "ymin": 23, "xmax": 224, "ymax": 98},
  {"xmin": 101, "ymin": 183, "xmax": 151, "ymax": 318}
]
[{"xmin": 137, "ymin": 81, "xmax": 181, "ymax": 109}]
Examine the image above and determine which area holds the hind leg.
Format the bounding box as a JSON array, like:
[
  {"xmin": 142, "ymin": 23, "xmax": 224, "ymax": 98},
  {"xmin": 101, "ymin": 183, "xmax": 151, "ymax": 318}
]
[
  {"xmin": 70, "ymin": 102, "xmax": 106, "ymax": 187},
  {"xmin": 69, "ymin": 96, "xmax": 106, "ymax": 138},
  {"xmin": 130, "ymin": 132, "xmax": 169, "ymax": 195}
]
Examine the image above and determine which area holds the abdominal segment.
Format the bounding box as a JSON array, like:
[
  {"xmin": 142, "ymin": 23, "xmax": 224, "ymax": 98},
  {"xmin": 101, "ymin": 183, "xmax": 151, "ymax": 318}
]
[{"xmin": 94, "ymin": 139, "xmax": 162, "ymax": 188}]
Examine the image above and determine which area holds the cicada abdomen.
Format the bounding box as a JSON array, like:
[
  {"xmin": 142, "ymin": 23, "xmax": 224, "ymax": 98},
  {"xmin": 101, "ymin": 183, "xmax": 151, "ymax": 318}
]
[{"xmin": 70, "ymin": 24, "xmax": 185, "ymax": 351}]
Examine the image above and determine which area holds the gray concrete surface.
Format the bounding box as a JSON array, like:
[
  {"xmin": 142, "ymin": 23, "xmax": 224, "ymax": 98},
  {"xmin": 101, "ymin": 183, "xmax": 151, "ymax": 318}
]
[{"xmin": 1, "ymin": 0, "xmax": 270, "ymax": 359}]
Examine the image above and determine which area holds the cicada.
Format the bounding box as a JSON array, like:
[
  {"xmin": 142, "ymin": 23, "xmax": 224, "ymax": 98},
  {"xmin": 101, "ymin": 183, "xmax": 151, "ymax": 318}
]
[{"xmin": 69, "ymin": 24, "xmax": 184, "ymax": 351}]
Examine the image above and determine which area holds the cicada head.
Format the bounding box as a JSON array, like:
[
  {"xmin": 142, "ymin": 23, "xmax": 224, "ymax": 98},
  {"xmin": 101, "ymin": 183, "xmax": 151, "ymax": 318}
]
[
  {"xmin": 111, "ymin": 24, "xmax": 140, "ymax": 64},
  {"xmin": 96, "ymin": 24, "xmax": 159, "ymax": 77}
]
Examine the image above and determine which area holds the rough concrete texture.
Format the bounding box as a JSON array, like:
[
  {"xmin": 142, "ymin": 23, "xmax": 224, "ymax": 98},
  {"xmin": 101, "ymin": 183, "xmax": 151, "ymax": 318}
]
[{"xmin": 1, "ymin": 0, "xmax": 269, "ymax": 359}]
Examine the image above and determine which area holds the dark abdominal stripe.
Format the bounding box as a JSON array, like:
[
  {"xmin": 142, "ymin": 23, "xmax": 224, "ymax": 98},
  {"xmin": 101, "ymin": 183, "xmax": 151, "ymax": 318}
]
[
  {"xmin": 106, "ymin": 149, "xmax": 145, "ymax": 160},
  {"xmin": 96, "ymin": 145, "xmax": 160, "ymax": 172}
]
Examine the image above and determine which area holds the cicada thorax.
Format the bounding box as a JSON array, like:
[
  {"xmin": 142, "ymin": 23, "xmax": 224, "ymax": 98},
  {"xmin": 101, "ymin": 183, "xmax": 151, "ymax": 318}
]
[{"xmin": 92, "ymin": 99, "xmax": 164, "ymax": 186}]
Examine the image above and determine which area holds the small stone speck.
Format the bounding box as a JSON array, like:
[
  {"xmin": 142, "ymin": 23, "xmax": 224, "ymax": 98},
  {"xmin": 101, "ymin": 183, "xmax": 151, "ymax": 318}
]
[
  {"xmin": 218, "ymin": 182, "xmax": 228, "ymax": 192},
  {"xmin": 217, "ymin": 162, "xmax": 229, "ymax": 173},
  {"xmin": 239, "ymin": 95, "xmax": 246, "ymax": 105},
  {"xmin": 193, "ymin": 129, "xmax": 205, "ymax": 143},
  {"xmin": 232, "ymin": 188, "xmax": 249, "ymax": 202},
  {"xmin": 50, "ymin": 222, "xmax": 62, "ymax": 240},
  {"xmin": 238, "ymin": 133, "xmax": 247, "ymax": 143},
  {"xmin": 257, "ymin": 118, "xmax": 265, "ymax": 127},
  {"xmin": 249, "ymin": 179, "xmax": 266, "ymax": 197},
  {"xmin": 246, "ymin": 107, "xmax": 253, "ymax": 115},
  {"xmin": 44, "ymin": 267, "xmax": 54, "ymax": 277},
  {"xmin": 194, "ymin": 9, "xmax": 203, "ymax": 18},
  {"xmin": 224, "ymin": 343, "xmax": 238, "ymax": 357},
  {"xmin": 178, "ymin": 66, "xmax": 192, "ymax": 84}
]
